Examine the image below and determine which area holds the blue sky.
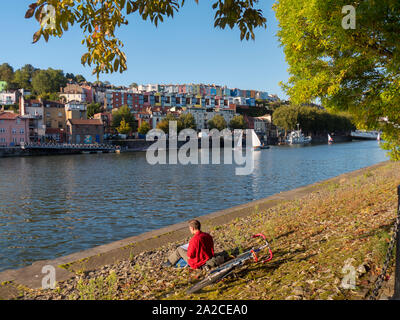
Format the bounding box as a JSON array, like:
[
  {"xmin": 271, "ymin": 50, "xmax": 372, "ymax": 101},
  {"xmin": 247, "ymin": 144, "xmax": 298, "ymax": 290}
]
[{"xmin": 0, "ymin": 1, "xmax": 289, "ymax": 98}]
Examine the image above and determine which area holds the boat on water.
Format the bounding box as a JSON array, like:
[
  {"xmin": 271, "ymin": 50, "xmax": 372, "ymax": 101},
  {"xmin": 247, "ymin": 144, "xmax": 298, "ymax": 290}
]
[
  {"xmin": 351, "ymin": 130, "xmax": 381, "ymax": 140},
  {"xmin": 251, "ymin": 130, "xmax": 270, "ymax": 150},
  {"xmin": 328, "ymin": 134, "xmax": 333, "ymax": 144},
  {"xmin": 285, "ymin": 130, "xmax": 312, "ymax": 145}
]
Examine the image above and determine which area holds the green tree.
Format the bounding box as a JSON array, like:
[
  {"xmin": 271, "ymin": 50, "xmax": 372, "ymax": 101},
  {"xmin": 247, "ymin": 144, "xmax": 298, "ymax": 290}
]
[
  {"xmin": 87, "ymin": 102, "xmax": 102, "ymax": 118},
  {"xmin": 13, "ymin": 64, "xmax": 36, "ymax": 90},
  {"xmin": 273, "ymin": 105, "xmax": 355, "ymax": 136},
  {"xmin": 65, "ymin": 73, "xmax": 75, "ymax": 80},
  {"xmin": 0, "ymin": 63, "xmax": 14, "ymax": 84},
  {"xmin": 208, "ymin": 114, "xmax": 227, "ymax": 131},
  {"xmin": 138, "ymin": 121, "xmax": 151, "ymax": 135},
  {"xmin": 156, "ymin": 113, "xmax": 178, "ymax": 134},
  {"xmin": 26, "ymin": 1, "xmax": 267, "ymax": 77},
  {"xmin": 229, "ymin": 115, "xmax": 246, "ymax": 129},
  {"xmin": 272, "ymin": 105, "xmax": 300, "ymax": 135},
  {"xmin": 75, "ymin": 74, "xmax": 86, "ymax": 83},
  {"xmin": 274, "ymin": 0, "xmax": 400, "ymax": 159},
  {"xmin": 32, "ymin": 68, "xmax": 67, "ymax": 96},
  {"xmin": 117, "ymin": 118, "xmax": 131, "ymax": 134},
  {"xmin": 112, "ymin": 105, "xmax": 137, "ymax": 132},
  {"xmin": 178, "ymin": 113, "xmax": 197, "ymax": 131}
]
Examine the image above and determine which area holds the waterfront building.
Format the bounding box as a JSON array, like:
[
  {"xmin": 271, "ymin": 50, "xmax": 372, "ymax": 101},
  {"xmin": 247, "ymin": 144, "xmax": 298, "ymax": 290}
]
[
  {"xmin": 0, "ymin": 112, "xmax": 29, "ymax": 147},
  {"xmin": 66, "ymin": 119, "xmax": 104, "ymax": 144}
]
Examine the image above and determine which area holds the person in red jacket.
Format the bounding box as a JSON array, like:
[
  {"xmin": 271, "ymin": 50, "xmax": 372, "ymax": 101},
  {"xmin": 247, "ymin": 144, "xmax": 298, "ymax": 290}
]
[{"xmin": 163, "ymin": 219, "xmax": 214, "ymax": 269}]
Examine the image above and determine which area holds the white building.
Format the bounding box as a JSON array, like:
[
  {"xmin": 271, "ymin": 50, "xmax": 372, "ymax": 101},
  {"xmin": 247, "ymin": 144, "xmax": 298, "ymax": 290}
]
[
  {"xmin": 0, "ymin": 91, "xmax": 18, "ymax": 105},
  {"xmin": 183, "ymin": 107, "xmax": 237, "ymax": 130}
]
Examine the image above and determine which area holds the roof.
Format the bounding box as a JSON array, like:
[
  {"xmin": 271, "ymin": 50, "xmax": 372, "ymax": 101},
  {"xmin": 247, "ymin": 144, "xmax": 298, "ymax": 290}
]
[
  {"xmin": 0, "ymin": 112, "xmax": 20, "ymax": 120},
  {"xmin": 68, "ymin": 119, "xmax": 103, "ymax": 125}
]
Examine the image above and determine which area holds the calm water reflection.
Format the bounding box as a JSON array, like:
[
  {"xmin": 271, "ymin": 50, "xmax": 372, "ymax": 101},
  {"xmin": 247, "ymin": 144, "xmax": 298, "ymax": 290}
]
[{"xmin": 0, "ymin": 140, "xmax": 389, "ymax": 271}]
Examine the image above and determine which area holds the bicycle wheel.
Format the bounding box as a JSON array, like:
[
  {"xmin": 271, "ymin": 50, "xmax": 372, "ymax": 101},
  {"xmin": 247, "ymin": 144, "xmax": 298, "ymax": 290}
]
[{"xmin": 187, "ymin": 266, "xmax": 234, "ymax": 294}]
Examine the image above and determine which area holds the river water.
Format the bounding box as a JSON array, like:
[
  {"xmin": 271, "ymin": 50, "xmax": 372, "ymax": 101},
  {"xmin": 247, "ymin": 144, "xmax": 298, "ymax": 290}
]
[{"xmin": 0, "ymin": 140, "xmax": 389, "ymax": 272}]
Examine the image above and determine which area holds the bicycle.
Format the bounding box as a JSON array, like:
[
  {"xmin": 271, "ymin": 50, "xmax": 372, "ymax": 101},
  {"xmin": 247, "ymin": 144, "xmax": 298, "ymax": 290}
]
[{"xmin": 187, "ymin": 233, "xmax": 273, "ymax": 294}]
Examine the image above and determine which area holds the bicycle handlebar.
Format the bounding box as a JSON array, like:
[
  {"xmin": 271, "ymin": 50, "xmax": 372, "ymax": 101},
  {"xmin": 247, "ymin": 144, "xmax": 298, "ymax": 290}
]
[{"xmin": 252, "ymin": 233, "xmax": 266, "ymax": 240}]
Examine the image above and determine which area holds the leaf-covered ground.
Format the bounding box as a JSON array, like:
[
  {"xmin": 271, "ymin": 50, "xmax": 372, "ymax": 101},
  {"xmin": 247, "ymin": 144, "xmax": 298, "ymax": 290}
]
[{"xmin": 18, "ymin": 161, "xmax": 400, "ymax": 300}]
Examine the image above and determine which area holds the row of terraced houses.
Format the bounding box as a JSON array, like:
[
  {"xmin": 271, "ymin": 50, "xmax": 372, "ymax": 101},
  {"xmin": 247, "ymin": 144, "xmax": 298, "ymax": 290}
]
[{"xmin": 0, "ymin": 82, "xmax": 279, "ymax": 146}]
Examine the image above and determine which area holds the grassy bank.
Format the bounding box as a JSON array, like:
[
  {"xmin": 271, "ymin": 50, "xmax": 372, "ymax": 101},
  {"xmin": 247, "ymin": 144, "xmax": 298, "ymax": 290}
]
[{"xmin": 18, "ymin": 161, "xmax": 400, "ymax": 300}]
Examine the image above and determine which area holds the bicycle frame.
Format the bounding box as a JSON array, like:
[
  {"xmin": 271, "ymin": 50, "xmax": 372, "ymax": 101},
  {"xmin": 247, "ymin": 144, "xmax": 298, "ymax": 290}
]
[{"xmin": 211, "ymin": 234, "xmax": 272, "ymax": 273}]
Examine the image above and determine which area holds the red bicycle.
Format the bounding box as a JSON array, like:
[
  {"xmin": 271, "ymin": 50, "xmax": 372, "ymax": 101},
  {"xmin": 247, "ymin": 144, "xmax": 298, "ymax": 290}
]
[{"xmin": 187, "ymin": 233, "xmax": 273, "ymax": 294}]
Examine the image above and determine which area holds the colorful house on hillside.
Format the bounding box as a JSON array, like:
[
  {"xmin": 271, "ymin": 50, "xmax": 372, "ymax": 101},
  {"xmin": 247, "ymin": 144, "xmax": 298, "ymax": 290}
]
[{"xmin": 0, "ymin": 112, "xmax": 29, "ymax": 147}]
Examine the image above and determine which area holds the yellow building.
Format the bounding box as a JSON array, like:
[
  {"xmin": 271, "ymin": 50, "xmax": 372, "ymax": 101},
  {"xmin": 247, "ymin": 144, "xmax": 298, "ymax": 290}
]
[{"xmin": 43, "ymin": 100, "xmax": 66, "ymax": 130}]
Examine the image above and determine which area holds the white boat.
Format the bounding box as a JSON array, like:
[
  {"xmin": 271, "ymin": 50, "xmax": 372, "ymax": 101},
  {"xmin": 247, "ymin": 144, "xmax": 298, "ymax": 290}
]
[
  {"xmin": 351, "ymin": 130, "xmax": 380, "ymax": 140},
  {"xmin": 286, "ymin": 130, "xmax": 312, "ymax": 145},
  {"xmin": 328, "ymin": 134, "xmax": 333, "ymax": 144},
  {"xmin": 251, "ymin": 129, "xmax": 269, "ymax": 150},
  {"xmin": 377, "ymin": 132, "xmax": 381, "ymax": 141}
]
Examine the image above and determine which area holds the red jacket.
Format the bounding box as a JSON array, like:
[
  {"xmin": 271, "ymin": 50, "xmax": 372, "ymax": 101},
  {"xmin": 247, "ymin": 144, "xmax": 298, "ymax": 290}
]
[{"xmin": 187, "ymin": 231, "xmax": 214, "ymax": 269}]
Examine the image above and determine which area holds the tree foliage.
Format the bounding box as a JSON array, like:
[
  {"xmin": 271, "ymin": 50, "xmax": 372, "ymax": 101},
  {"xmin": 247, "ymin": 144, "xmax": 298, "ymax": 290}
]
[
  {"xmin": 138, "ymin": 121, "xmax": 151, "ymax": 135},
  {"xmin": 208, "ymin": 114, "xmax": 227, "ymax": 131},
  {"xmin": 112, "ymin": 105, "xmax": 137, "ymax": 131},
  {"xmin": 273, "ymin": 105, "xmax": 355, "ymax": 136},
  {"xmin": 13, "ymin": 64, "xmax": 37, "ymax": 91},
  {"xmin": 117, "ymin": 118, "xmax": 131, "ymax": 134},
  {"xmin": 87, "ymin": 102, "xmax": 102, "ymax": 118},
  {"xmin": 177, "ymin": 113, "xmax": 196, "ymax": 131},
  {"xmin": 0, "ymin": 63, "xmax": 14, "ymax": 84},
  {"xmin": 31, "ymin": 68, "xmax": 67, "ymax": 96},
  {"xmin": 274, "ymin": 0, "xmax": 400, "ymax": 159},
  {"xmin": 25, "ymin": 0, "xmax": 267, "ymax": 77},
  {"xmin": 229, "ymin": 115, "xmax": 246, "ymax": 129}
]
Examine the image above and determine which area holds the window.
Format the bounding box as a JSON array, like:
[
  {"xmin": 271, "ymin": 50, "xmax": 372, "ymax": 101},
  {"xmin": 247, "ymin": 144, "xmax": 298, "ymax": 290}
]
[
  {"xmin": 12, "ymin": 129, "xmax": 16, "ymax": 134},
  {"xmin": 0, "ymin": 138, "xmax": 5, "ymax": 142},
  {"xmin": 0, "ymin": 128, "xmax": 5, "ymax": 133},
  {"xmin": 20, "ymin": 138, "xmax": 24, "ymax": 142},
  {"xmin": 20, "ymin": 129, "xmax": 24, "ymax": 134},
  {"xmin": 16, "ymin": 119, "xmax": 21, "ymax": 124},
  {"xmin": 58, "ymin": 112, "xmax": 62, "ymax": 117}
]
